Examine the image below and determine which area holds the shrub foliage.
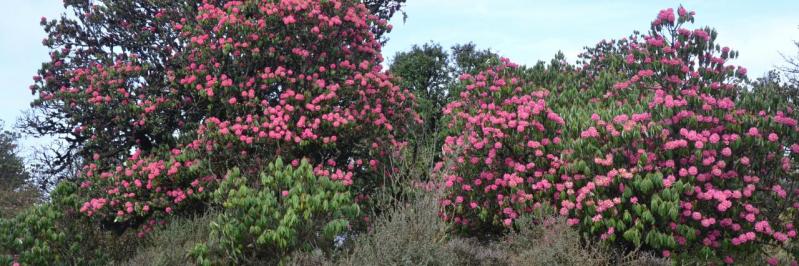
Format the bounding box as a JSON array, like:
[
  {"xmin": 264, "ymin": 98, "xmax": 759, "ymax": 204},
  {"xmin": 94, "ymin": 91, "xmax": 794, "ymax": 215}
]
[{"xmin": 192, "ymin": 158, "xmax": 358, "ymax": 265}]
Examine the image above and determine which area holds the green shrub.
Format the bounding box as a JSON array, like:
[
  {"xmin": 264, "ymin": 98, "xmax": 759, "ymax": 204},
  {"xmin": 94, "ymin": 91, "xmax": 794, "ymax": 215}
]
[
  {"xmin": 0, "ymin": 181, "xmax": 117, "ymax": 265},
  {"xmin": 192, "ymin": 158, "xmax": 360, "ymax": 265},
  {"xmin": 0, "ymin": 204, "xmax": 71, "ymax": 265}
]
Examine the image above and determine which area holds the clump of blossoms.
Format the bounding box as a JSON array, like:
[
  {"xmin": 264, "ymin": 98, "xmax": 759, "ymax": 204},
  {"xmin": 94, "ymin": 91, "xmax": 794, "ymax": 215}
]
[
  {"xmin": 436, "ymin": 59, "xmax": 565, "ymax": 232},
  {"xmin": 565, "ymin": 6, "xmax": 799, "ymax": 263},
  {"xmin": 69, "ymin": 0, "xmax": 416, "ymax": 232}
]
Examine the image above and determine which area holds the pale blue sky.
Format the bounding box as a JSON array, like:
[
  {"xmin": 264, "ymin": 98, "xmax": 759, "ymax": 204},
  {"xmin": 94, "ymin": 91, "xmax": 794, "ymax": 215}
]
[{"xmin": 2, "ymin": 1, "xmax": 798, "ymax": 155}]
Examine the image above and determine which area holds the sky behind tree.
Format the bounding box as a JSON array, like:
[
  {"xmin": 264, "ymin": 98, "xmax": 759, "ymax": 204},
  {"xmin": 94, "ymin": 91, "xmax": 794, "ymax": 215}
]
[{"xmin": 2, "ymin": 0, "xmax": 798, "ymax": 155}]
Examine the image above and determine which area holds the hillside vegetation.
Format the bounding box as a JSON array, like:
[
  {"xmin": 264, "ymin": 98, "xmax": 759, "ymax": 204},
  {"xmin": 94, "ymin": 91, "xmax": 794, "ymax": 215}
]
[{"xmin": 3, "ymin": 1, "xmax": 799, "ymax": 265}]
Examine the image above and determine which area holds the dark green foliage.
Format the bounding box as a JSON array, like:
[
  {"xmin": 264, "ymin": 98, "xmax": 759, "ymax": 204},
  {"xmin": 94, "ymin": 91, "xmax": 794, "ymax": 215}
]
[
  {"xmin": 748, "ymin": 70, "xmax": 799, "ymax": 107},
  {"xmin": 388, "ymin": 42, "xmax": 501, "ymax": 186},
  {"xmin": 450, "ymin": 43, "xmax": 502, "ymax": 77},
  {"xmin": 389, "ymin": 42, "xmax": 501, "ymax": 117},
  {"xmin": 390, "ymin": 42, "xmax": 452, "ymax": 135},
  {"xmin": 0, "ymin": 121, "xmax": 29, "ymax": 190},
  {"xmin": 0, "ymin": 182, "xmax": 123, "ymax": 265}
]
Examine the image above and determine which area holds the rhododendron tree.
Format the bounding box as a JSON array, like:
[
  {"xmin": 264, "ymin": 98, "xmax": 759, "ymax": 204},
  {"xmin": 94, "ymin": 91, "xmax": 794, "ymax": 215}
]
[
  {"xmin": 24, "ymin": 1, "xmax": 201, "ymax": 188},
  {"xmin": 362, "ymin": 0, "xmax": 406, "ymax": 41},
  {"xmin": 24, "ymin": 0, "xmax": 409, "ymax": 188},
  {"xmin": 436, "ymin": 59, "xmax": 566, "ymax": 233},
  {"xmin": 436, "ymin": 5, "xmax": 799, "ymax": 263},
  {"xmin": 560, "ymin": 6, "xmax": 799, "ymax": 263},
  {"xmin": 36, "ymin": 0, "xmax": 416, "ymax": 233}
]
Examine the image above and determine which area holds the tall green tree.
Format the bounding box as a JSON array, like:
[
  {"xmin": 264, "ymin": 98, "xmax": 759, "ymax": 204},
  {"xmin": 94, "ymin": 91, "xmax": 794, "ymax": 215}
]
[
  {"xmin": 389, "ymin": 42, "xmax": 500, "ymax": 134},
  {"xmin": 750, "ymin": 70, "xmax": 799, "ymax": 106},
  {"xmin": 450, "ymin": 42, "xmax": 501, "ymax": 77},
  {"xmin": 390, "ymin": 42, "xmax": 452, "ymax": 135},
  {"xmin": 387, "ymin": 42, "xmax": 500, "ymax": 187}
]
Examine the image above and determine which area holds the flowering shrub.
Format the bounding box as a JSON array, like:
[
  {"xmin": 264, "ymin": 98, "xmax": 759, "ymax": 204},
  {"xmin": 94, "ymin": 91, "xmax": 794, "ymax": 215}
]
[
  {"xmin": 191, "ymin": 158, "xmax": 359, "ymax": 265},
  {"xmin": 18, "ymin": 1, "xmax": 799, "ymax": 264},
  {"xmin": 437, "ymin": 6, "xmax": 799, "ymax": 264},
  {"xmin": 436, "ymin": 59, "xmax": 566, "ymax": 232},
  {"xmin": 26, "ymin": 0, "xmax": 409, "ymax": 186},
  {"xmin": 0, "ymin": 182, "xmax": 114, "ymax": 265},
  {"xmin": 562, "ymin": 7, "xmax": 799, "ymax": 263},
  {"xmin": 65, "ymin": 0, "xmax": 415, "ymax": 232}
]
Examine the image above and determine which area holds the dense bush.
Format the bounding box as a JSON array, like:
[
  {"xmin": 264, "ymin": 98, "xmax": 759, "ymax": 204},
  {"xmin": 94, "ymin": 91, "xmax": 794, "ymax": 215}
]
[
  {"xmin": 344, "ymin": 188, "xmax": 451, "ymax": 265},
  {"xmin": 564, "ymin": 7, "xmax": 799, "ymax": 263},
  {"xmin": 344, "ymin": 189, "xmax": 668, "ymax": 266},
  {"xmin": 0, "ymin": 182, "xmax": 138, "ymax": 265},
  {"xmin": 192, "ymin": 158, "xmax": 359, "ymax": 265},
  {"xmin": 1, "ymin": 204, "xmax": 73, "ymax": 266},
  {"xmin": 24, "ymin": 0, "xmax": 408, "ymax": 187},
  {"xmin": 437, "ymin": 5, "xmax": 799, "ymax": 264},
  {"xmin": 496, "ymin": 214, "xmax": 669, "ymax": 266},
  {"xmin": 436, "ymin": 59, "xmax": 566, "ymax": 233},
  {"xmin": 64, "ymin": 0, "xmax": 415, "ymax": 234}
]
